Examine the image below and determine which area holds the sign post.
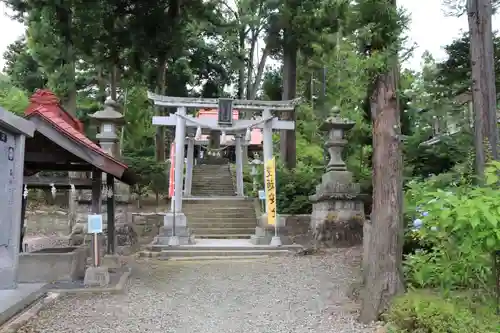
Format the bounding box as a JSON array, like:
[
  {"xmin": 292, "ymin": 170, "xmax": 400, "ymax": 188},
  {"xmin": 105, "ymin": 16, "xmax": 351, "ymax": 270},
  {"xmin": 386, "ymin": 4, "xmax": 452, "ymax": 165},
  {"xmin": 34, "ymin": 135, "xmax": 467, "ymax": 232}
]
[
  {"xmin": 87, "ymin": 214, "xmax": 103, "ymax": 267},
  {"xmin": 264, "ymin": 157, "xmax": 281, "ymax": 246},
  {"xmin": 84, "ymin": 213, "xmax": 110, "ymax": 287}
]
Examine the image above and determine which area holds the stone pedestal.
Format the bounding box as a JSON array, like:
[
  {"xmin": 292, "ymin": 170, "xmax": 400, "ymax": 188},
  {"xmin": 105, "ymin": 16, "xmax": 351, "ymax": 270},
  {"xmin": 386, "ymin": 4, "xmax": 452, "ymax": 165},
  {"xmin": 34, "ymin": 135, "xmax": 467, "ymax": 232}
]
[
  {"xmin": 102, "ymin": 254, "xmax": 121, "ymax": 269},
  {"xmin": 154, "ymin": 212, "xmax": 194, "ymax": 245},
  {"xmin": 84, "ymin": 266, "xmax": 110, "ymax": 287},
  {"xmin": 309, "ymin": 115, "xmax": 366, "ymax": 247},
  {"xmin": 250, "ymin": 214, "xmax": 290, "ymax": 245}
]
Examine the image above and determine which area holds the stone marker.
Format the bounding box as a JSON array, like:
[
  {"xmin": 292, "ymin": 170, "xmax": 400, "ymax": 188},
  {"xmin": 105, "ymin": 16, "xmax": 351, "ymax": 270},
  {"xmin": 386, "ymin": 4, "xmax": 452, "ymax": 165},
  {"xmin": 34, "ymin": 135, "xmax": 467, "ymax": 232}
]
[{"xmin": 83, "ymin": 266, "xmax": 110, "ymax": 287}]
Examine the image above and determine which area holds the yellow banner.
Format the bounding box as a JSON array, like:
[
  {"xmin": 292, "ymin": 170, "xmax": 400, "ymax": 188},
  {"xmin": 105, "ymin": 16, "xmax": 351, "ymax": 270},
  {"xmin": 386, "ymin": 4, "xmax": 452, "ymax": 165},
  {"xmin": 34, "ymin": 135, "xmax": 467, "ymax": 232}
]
[{"xmin": 264, "ymin": 157, "xmax": 277, "ymax": 225}]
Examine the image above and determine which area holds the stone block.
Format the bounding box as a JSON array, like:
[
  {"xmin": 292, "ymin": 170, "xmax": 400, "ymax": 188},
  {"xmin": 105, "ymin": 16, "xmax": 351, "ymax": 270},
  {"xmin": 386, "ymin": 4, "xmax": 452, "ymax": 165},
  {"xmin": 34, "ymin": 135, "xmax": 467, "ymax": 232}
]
[
  {"xmin": 17, "ymin": 246, "xmax": 87, "ymax": 283},
  {"xmin": 84, "ymin": 266, "xmax": 110, "ymax": 287},
  {"xmin": 102, "ymin": 254, "xmax": 121, "ymax": 269},
  {"xmin": 258, "ymin": 214, "xmax": 286, "ymax": 228},
  {"xmin": 250, "ymin": 226, "xmax": 292, "ymax": 245},
  {"xmin": 154, "ymin": 212, "xmax": 194, "ymax": 245}
]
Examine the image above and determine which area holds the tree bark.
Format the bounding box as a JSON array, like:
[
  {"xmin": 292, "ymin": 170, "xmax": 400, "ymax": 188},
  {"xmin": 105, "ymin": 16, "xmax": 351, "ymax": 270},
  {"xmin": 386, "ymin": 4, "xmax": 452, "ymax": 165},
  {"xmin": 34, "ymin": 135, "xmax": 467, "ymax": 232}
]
[
  {"xmin": 467, "ymin": 0, "xmax": 498, "ymax": 179},
  {"xmin": 359, "ymin": 65, "xmax": 405, "ymax": 323},
  {"xmin": 246, "ymin": 30, "xmax": 258, "ymax": 99},
  {"xmin": 249, "ymin": 44, "xmax": 271, "ymax": 100},
  {"xmin": 237, "ymin": 28, "xmax": 245, "ymax": 99},
  {"xmin": 155, "ymin": 59, "xmax": 167, "ymax": 162},
  {"xmin": 280, "ymin": 27, "xmax": 297, "ymax": 169}
]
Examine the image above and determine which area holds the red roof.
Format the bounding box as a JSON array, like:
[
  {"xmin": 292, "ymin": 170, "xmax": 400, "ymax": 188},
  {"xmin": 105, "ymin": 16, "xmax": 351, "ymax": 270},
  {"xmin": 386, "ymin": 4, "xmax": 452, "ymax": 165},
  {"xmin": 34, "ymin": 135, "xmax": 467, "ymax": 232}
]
[
  {"xmin": 196, "ymin": 109, "xmax": 263, "ymax": 145},
  {"xmin": 24, "ymin": 89, "xmax": 127, "ymax": 169}
]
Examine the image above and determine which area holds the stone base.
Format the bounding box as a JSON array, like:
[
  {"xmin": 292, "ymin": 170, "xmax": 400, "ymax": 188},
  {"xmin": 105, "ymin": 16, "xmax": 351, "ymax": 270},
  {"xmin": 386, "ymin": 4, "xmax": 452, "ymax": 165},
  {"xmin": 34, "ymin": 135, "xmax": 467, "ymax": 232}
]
[
  {"xmin": 102, "ymin": 254, "xmax": 121, "ymax": 269},
  {"xmin": 154, "ymin": 212, "xmax": 194, "ymax": 245},
  {"xmin": 250, "ymin": 226, "xmax": 293, "ymax": 245},
  {"xmin": 84, "ymin": 266, "xmax": 110, "ymax": 287}
]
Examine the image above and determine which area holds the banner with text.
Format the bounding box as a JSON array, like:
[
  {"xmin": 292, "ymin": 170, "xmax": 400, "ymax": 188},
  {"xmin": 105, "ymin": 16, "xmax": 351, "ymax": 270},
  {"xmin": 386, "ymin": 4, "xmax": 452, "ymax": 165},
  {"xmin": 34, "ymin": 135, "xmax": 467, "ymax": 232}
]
[{"xmin": 264, "ymin": 157, "xmax": 277, "ymax": 226}]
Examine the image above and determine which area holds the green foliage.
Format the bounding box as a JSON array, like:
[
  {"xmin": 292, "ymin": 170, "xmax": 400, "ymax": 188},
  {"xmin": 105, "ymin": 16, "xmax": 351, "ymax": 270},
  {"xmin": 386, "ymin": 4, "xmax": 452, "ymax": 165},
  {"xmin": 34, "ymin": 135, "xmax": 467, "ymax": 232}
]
[
  {"xmin": 244, "ymin": 159, "xmax": 321, "ymax": 214},
  {"xmin": 3, "ymin": 37, "xmax": 47, "ymax": 93},
  {"xmin": 403, "ymin": 162, "xmax": 500, "ymax": 292},
  {"xmin": 0, "ymin": 75, "xmax": 30, "ymax": 115},
  {"xmin": 122, "ymin": 153, "xmax": 168, "ymax": 200},
  {"xmin": 385, "ymin": 290, "xmax": 499, "ymax": 333}
]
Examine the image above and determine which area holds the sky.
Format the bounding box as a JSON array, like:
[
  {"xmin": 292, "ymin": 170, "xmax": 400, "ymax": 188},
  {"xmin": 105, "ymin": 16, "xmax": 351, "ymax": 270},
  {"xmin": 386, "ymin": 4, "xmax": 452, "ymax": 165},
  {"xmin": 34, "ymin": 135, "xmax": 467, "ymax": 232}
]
[{"xmin": 0, "ymin": 1, "xmax": 499, "ymax": 72}]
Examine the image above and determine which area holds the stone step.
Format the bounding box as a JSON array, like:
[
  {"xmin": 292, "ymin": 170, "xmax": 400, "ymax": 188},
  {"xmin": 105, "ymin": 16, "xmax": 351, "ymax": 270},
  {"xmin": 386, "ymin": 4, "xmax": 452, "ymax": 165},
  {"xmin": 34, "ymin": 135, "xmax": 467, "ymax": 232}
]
[
  {"xmin": 160, "ymin": 249, "xmax": 292, "ymax": 258},
  {"xmin": 190, "ymin": 193, "xmax": 237, "ymax": 197},
  {"xmin": 192, "ymin": 183, "xmax": 234, "ymax": 187},
  {"xmin": 194, "ymin": 234, "xmax": 253, "ymax": 239},
  {"xmin": 185, "ymin": 211, "xmax": 256, "ymax": 218},
  {"xmin": 183, "ymin": 198, "xmax": 253, "ymax": 204},
  {"xmin": 184, "ymin": 210, "xmax": 255, "ymax": 216},
  {"xmin": 167, "ymin": 255, "xmax": 270, "ymax": 261},
  {"xmin": 188, "ymin": 222, "xmax": 256, "ymax": 228},
  {"xmin": 190, "ymin": 227, "xmax": 256, "ymax": 235},
  {"xmin": 191, "ymin": 187, "xmax": 235, "ymax": 190},
  {"xmin": 192, "ymin": 183, "xmax": 233, "ymax": 186},
  {"xmin": 146, "ymin": 243, "xmax": 304, "ymax": 252}
]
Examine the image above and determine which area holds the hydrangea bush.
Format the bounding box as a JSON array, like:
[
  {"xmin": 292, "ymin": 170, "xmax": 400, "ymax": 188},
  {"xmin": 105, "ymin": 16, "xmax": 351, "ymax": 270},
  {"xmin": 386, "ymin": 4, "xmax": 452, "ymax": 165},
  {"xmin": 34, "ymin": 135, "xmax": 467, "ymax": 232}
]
[{"xmin": 403, "ymin": 161, "xmax": 500, "ymax": 292}]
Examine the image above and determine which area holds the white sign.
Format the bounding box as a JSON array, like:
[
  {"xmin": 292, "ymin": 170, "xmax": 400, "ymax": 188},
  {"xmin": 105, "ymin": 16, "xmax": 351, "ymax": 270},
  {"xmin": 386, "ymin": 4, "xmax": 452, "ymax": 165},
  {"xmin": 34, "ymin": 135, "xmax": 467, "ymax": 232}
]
[
  {"xmin": 87, "ymin": 214, "xmax": 103, "ymax": 233},
  {"xmin": 258, "ymin": 190, "xmax": 266, "ymax": 200}
]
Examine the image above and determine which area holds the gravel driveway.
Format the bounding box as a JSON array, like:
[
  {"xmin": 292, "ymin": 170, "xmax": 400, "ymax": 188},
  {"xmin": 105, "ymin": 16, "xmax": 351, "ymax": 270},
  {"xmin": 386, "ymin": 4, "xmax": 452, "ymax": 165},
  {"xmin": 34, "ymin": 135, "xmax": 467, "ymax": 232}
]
[{"xmin": 17, "ymin": 250, "xmax": 378, "ymax": 333}]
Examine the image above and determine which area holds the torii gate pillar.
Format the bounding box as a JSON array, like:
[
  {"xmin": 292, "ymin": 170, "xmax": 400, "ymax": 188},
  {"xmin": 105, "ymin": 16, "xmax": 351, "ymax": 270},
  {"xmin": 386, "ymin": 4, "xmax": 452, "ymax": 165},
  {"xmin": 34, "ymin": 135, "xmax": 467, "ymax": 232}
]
[{"xmin": 156, "ymin": 106, "xmax": 193, "ymax": 246}]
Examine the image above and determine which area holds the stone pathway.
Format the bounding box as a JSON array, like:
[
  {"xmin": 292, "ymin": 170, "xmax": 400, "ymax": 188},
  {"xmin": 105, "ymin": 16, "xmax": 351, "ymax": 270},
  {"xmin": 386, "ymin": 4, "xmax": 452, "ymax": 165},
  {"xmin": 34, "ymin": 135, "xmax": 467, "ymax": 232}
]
[{"xmin": 16, "ymin": 249, "xmax": 378, "ymax": 333}]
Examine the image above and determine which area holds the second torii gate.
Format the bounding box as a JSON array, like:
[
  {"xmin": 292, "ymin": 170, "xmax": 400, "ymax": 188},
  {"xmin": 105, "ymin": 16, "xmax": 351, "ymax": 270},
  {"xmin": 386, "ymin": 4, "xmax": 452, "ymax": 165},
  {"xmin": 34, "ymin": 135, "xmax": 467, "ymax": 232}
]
[{"xmin": 149, "ymin": 93, "xmax": 297, "ymax": 246}]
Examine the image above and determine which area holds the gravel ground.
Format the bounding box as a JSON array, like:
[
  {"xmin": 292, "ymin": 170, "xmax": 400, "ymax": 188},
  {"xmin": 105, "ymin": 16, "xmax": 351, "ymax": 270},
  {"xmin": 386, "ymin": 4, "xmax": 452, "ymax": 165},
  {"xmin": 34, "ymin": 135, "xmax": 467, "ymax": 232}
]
[{"xmin": 16, "ymin": 249, "xmax": 378, "ymax": 333}]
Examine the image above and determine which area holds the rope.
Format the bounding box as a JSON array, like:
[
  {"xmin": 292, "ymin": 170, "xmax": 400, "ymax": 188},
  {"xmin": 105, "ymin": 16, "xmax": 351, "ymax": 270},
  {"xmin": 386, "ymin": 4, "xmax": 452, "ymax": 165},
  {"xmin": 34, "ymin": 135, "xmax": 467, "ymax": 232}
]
[{"xmin": 199, "ymin": 145, "xmax": 231, "ymax": 152}]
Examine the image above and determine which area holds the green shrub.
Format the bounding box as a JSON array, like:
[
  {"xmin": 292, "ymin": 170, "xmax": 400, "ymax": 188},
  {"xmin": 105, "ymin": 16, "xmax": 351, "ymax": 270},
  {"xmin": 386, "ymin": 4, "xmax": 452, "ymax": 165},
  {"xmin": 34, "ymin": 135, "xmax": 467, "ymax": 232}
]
[
  {"xmin": 403, "ymin": 161, "xmax": 500, "ymax": 292},
  {"xmin": 122, "ymin": 153, "xmax": 168, "ymax": 202},
  {"xmin": 243, "ymin": 160, "xmax": 321, "ymax": 214},
  {"xmin": 384, "ymin": 291, "xmax": 499, "ymax": 333}
]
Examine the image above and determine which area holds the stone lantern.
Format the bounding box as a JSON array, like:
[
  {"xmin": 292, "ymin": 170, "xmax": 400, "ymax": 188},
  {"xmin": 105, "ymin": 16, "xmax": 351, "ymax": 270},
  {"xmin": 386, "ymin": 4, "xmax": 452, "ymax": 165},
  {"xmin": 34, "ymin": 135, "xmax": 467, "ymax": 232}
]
[
  {"xmin": 309, "ymin": 107, "xmax": 366, "ymax": 247},
  {"xmin": 89, "ymin": 98, "xmax": 125, "ymax": 158},
  {"xmin": 249, "ymin": 152, "xmax": 263, "ymax": 194},
  {"xmin": 89, "ymin": 98, "xmax": 128, "ymax": 202}
]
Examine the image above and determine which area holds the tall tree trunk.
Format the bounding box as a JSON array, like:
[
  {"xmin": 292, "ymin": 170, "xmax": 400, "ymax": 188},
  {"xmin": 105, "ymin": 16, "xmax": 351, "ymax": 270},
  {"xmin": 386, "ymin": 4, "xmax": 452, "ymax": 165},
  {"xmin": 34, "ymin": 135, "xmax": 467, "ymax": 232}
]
[
  {"xmin": 110, "ymin": 65, "xmax": 118, "ymax": 101},
  {"xmin": 60, "ymin": 8, "xmax": 77, "ymax": 116},
  {"xmin": 96, "ymin": 66, "xmax": 107, "ymax": 103},
  {"xmin": 155, "ymin": 59, "xmax": 167, "ymax": 162},
  {"xmin": 249, "ymin": 44, "xmax": 271, "ymax": 100},
  {"xmin": 467, "ymin": 0, "xmax": 498, "ymax": 179},
  {"xmin": 359, "ymin": 64, "xmax": 405, "ymax": 323},
  {"xmin": 246, "ymin": 31, "xmax": 258, "ymax": 99},
  {"xmin": 237, "ymin": 28, "xmax": 245, "ymax": 99},
  {"xmin": 280, "ymin": 28, "xmax": 297, "ymax": 168}
]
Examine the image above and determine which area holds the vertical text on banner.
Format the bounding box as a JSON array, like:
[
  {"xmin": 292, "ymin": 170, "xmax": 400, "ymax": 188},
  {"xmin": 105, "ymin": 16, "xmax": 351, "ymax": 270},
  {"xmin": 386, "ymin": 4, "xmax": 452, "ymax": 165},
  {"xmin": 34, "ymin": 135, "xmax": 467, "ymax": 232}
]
[{"xmin": 264, "ymin": 157, "xmax": 277, "ymax": 226}]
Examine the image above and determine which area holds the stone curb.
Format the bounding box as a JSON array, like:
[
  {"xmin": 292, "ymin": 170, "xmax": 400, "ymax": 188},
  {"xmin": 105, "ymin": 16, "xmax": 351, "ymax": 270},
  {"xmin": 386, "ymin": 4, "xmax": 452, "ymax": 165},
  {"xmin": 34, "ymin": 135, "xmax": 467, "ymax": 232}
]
[
  {"xmin": 47, "ymin": 268, "xmax": 132, "ymax": 296},
  {"xmin": 0, "ymin": 292, "xmax": 59, "ymax": 333},
  {"xmin": 136, "ymin": 251, "xmax": 161, "ymax": 258}
]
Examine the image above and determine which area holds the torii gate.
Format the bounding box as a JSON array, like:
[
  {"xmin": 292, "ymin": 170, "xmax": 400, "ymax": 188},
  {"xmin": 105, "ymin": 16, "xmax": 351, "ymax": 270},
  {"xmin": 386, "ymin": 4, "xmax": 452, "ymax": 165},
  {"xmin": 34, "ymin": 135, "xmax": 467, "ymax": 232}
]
[{"xmin": 149, "ymin": 93, "xmax": 297, "ymax": 245}]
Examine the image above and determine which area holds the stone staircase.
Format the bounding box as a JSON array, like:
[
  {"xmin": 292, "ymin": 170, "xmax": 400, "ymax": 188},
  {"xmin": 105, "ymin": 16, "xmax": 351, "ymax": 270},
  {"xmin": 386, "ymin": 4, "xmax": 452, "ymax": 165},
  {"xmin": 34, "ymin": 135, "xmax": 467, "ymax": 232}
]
[
  {"xmin": 183, "ymin": 198, "xmax": 256, "ymax": 239},
  {"xmin": 138, "ymin": 162, "xmax": 303, "ymax": 260},
  {"xmin": 191, "ymin": 164, "xmax": 236, "ymax": 196}
]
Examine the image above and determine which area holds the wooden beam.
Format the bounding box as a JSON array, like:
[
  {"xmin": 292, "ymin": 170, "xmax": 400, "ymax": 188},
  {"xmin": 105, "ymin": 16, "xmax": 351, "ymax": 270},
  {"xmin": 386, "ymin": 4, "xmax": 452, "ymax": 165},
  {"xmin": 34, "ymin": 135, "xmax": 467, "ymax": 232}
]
[
  {"xmin": 23, "ymin": 176, "xmax": 93, "ymax": 189},
  {"xmin": 24, "ymin": 151, "xmax": 82, "ymax": 163},
  {"xmin": 148, "ymin": 92, "xmax": 300, "ymax": 111},
  {"xmin": 24, "ymin": 162, "xmax": 93, "ymax": 171},
  {"xmin": 152, "ymin": 116, "xmax": 294, "ymax": 130}
]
